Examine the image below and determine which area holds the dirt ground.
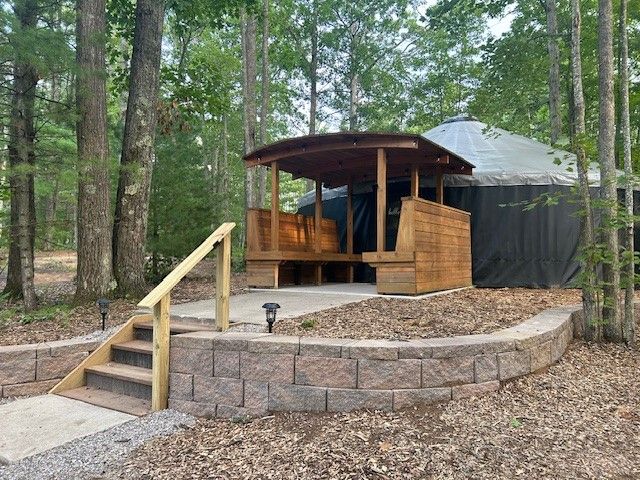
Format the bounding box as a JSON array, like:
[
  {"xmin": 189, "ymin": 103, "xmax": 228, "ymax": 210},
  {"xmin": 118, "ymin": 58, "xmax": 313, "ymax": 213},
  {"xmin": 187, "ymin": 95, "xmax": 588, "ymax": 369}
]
[
  {"xmin": 0, "ymin": 251, "xmax": 248, "ymax": 346},
  {"xmin": 274, "ymin": 287, "xmax": 583, "ymax": 340},
  {"xmin": 104, "ymin": 342, "xmax": 640, "ymax": 480}
]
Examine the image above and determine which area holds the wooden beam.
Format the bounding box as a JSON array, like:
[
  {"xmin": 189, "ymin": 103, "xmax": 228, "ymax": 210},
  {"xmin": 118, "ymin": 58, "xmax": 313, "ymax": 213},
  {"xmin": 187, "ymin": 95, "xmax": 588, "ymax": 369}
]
[
  {"xmin": 435, "ymin": 169, "xmax": 444, "ymax": 204},
  {"xmin": 411, "ymin": 165, "xmax": 419, "ymax": 198},
  {"xmin": 315, "ymin": 180, "xmax": 322, "ymax": 253},
  {"xmin": 347, "ymin": 178, "xmax": 354, "ymax": 255},
  {"xmin": 216, "ymin": 233, "xmax": 231, "ymax": 331},
  {"xmin": 271, "ymin": 162, "xmax": 279, "ymax": 251},
  {"xmin": 151, "ymin": 293, "xmax": 170, "ymax": 411},
  {"xmin": 377, "ymin": 148, "xmax": 387, "ymax": 252}
]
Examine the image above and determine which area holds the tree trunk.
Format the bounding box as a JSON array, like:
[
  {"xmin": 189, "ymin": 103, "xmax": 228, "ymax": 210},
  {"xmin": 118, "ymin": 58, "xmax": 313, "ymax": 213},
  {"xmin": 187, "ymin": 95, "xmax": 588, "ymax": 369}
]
[
  {"xmin": 112, "ymin": 0, "xmax": 165, "ymax": 298},
  {"xmin": 545, "ymin": 0, "xmax": 562, "ymax": 143},
  {"xmin": 598, "ymin": 0, "xmax": 622, "ymax": 342},
  {"xmin": 43, "ymin": 177, "xmax": 59, "ymax": 251},
  {"xmin": 571, "ymin": 0, "xmax": 600, "ymax": 341},
  {"xmin": 4, "ymin": 0, "xmax": 38, "ymax": 310},
  {"xmin": 349, "ymin": 72, "xmax": 359, "ymax": 131},
  {"xmin": 618, "ymin": 0, "xmax": 635, "ymax": 347},
  {"xmin": 241, "ymin": 8, "xmax": 258, "ymax": 210},
  {"xmin": 306, "ymin": 0, "xmax": 318, "ymax": 193},
  {"xmin": 256, "ymin": 0, "xmax": 269, "ymax": 208},
  {"xmin": 75, "ymin": 0, "xmax": 113, "ymax": 304},
  {"xmin": 221, "ymin": 114, "xmax": 229, "ymax": 220}
]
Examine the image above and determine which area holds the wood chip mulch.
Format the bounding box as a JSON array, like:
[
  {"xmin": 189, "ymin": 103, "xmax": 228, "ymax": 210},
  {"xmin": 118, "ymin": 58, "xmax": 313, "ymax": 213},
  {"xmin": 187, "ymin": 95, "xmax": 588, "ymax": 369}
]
[
  {"xmin": 105, "ymin": 342, "xmax": 640, "ymax": 480},
  {"xmin": 274, "ymin": 287, "xmax": 583, "ymax": 340}
]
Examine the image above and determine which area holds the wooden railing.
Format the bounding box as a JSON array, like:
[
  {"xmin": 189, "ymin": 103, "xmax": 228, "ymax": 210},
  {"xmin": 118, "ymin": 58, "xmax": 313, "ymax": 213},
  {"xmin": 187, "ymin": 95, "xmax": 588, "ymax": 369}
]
[{"xmin": 138, "ymin": 222, "xmax": 235, "ymax": 410}]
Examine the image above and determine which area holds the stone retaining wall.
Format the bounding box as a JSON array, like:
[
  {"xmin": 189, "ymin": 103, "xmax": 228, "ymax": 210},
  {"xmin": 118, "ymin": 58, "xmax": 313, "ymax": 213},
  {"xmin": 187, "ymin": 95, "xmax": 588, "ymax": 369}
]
[
  {"xmin": 168, "ymin": 305, "xmax": 579, "ymax": 418},
  {"xmin": 0, "ymin": 338, "xmax": 100, "ymax": 398}
]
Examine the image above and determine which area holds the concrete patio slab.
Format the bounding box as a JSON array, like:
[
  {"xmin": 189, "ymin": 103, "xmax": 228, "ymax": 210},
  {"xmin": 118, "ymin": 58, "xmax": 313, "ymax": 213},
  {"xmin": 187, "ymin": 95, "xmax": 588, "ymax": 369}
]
[{"xmin": 0, "ymin": 395, "xmax": 134, "ymax": 464}]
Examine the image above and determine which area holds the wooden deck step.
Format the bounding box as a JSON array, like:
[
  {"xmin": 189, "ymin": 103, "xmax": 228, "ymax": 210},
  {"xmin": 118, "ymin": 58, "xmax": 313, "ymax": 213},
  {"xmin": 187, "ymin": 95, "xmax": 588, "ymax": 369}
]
[
  {"xmin": 57, "ymin": 386, "xmax": 151, "ymax": 416},
  {"xmin": 85, "ymin": 362, "xmax": 152, "ymax": 386},
  {"xmin": 135, "ymin": 321, "xmax": 216, "ymax": 334},
  {"xmin": 112, "ymin": 340, "xmax": 152, "ymax": 355}
]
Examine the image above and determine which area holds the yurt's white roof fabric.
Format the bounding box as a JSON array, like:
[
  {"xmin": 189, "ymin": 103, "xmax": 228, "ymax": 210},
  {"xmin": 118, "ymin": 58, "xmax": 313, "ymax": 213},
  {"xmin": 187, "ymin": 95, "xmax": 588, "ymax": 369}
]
[{"xmin": 423, "ymin": 116, "xmax": 601, "ymax": 187}]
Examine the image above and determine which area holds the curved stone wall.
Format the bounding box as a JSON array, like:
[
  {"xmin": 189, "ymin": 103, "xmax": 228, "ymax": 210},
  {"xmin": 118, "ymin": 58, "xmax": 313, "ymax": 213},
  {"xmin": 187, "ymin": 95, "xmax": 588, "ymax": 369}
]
[
  {"xmin": 0, "ymin": 338, "xmax": 100, "ymax": 398},
  {"xmin": 168, "ymin": 305, "xmax": 579, "ymax": 418}
]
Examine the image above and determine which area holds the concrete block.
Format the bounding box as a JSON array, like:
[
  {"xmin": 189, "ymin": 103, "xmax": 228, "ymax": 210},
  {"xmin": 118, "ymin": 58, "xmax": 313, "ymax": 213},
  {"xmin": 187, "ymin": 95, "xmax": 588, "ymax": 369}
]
[
  {"xmin": 0, "ymin": 359, "xmax": 35, "ymax": 385},
  {"xmin": 214, "ymin": 332, "xmax": 270, "ymax": 351},
  {"xmin": 424, "ymin": 335, "xmax": 514, "ymax": 358},
  {"xmin": 268, "ymin": 383, "xmax": 327, "ymax": 412},
  {"xmin": 327, "ymin": 388, "xmax": 392, "ymax": 412},
  {"xmin": 393, "ymin": 387, "xmax": 451, "ymax": 410},
  {"xmin": 357, "ymin": 359, "xmax": 421, "ymax": 390},
  {"xmin": 347, "ymin": 340, "xmax": 398, "ymax": 360},
  {"xmin": 170, "ymin": 331, "xmax": 220, "ymax": 349},
  {"xmin": 498, "ymin": 350, "xmax": 531, "ymax": 380},
  {"xmin": 47, "ymin": 338, "xmax": 100, "ymax": 357},
  {"xmin": 2, "ymin": 379, "xmax": 59, "ymax": 397},
  {"xmin": 36, "ymin": 352, "xmax": 88, "ymax": 381},
  {"xmin": 530, "ymin": 340, "xmax": 552, "ymax": 372},
  {"xmin": 294, "ymin": 356, "xmax": 357, "ymax": 388},
  {"xmin": 168, "ymin": 399, "xmax": 216, "ymax": 418},
  {"xmin": 397, "ymin": 340, "xmax": 432, "ymax": 359},
  {"xmin": 169, "ymin": 347, "xmax": 213, "ymax": 376},
  {"xmin": 239, "ymin": 352, "xmax": 294, "ymax": 383},
  {"xmin": 216, "ymin": 404, "xmax": 266, "ymax": 419},
  {"xmin": 243, "ymin": 381, "xmax": 268, "ymax": 411},
  {"xmin": 552, "ymin": 327, "xmax": 572, "ymax": 362},
  {"xmin": 452, "ymin": 381, "xmax": 500, "ymax": 400},
  {"xmin": 214, "ymin": 350, "xmax": 240, "ymax": 378},
  {"xmin": 474, "ymin": 354, "xmax": 498, "ymax": 383},
  {"xmin": 248, "ymin": 335, "xmax": 300, "ymax": 354},
  {"xmin": 169, "ymin": 373, "xmax": 193, "ymax": 401},
  {"xmin": 422, "ymin": 356, "xmax": 474, "ymax": 387},
  {"xmin": 194, "ymin": 376, "xmax": 243, "ymax": 406},
  {"xmin": 0, "ymin": 344, "xmax": 37, "ymax": 363},
  {"xmin": 299, "ymin": 337, "xmax": 353, "ymax": 358}
]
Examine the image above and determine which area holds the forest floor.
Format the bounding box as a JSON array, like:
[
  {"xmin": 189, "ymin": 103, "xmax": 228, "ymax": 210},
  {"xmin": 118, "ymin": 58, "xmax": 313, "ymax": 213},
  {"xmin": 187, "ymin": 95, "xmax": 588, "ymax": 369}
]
[
  {"xmin": 104, "ymin": 341, "xmax": 640, "ymax": 480},
  {"xmin": 0, "ymin": 251, "xmax": 248, "ymax": 346},
  {"xmin": 274, "ymin": 287, "xmax": 582, "ymax": 340}
]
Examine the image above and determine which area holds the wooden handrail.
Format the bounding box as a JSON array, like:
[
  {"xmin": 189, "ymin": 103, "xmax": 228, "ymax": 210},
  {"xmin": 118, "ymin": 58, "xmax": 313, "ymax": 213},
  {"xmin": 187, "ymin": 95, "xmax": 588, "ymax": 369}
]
[{"xmin": 137, "ymin": 221, "xmax": 235, "ymax": 411}]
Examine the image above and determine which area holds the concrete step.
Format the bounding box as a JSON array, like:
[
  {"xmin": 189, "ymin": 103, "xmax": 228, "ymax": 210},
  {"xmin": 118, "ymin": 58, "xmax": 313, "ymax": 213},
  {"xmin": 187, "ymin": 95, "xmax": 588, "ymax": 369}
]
[
  {"xmin": 86, "ymin": 362, "xmax": 152, "ymax": 400},
  {"xmin": 112, "ymin": 340, "xmax": 152, "ymax": 369},
  {"xmin": 57, "ymin": 386, "xmax": 151, "ymax": 417}
]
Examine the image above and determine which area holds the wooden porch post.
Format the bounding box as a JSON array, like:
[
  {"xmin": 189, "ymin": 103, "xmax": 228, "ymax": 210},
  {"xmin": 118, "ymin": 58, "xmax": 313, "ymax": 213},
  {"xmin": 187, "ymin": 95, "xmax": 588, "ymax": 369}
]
[
  {"xmin": 314, "ymin": 179, "xmax": 322, "ymax": 284},
  {"xmin": 411, "ymin": 165, "xmax": 420, "ymax": 198},
  {"xmin": 271, "ymin": 162, "xmax": 279, "ymax": 251},
  {"xmin": 347, "ymin": 178, "xmax": 354, "ymax": 283},
  {"xmin": 435, "ymin": 168, "xmax": 444, "ymax": 204},
  {"xmin": 377, "ymin": 148, "xmax": 387, "ymax": 252}
]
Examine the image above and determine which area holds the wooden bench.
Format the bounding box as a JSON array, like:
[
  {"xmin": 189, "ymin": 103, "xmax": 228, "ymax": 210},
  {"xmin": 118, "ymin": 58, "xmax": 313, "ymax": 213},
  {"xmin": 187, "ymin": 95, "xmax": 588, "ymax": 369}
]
[
  {"xmin": 246, "ymin": 208, "xmax": 361, "ymax": 288},
  {"xmin": 362, "ymin": 197, "xmax": 472, "ymax": 295}
]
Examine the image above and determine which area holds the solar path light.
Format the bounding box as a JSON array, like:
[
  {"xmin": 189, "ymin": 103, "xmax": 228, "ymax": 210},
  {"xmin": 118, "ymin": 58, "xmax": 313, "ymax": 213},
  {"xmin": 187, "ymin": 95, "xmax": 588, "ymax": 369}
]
[{"xmin": 262, "ymin": 303, "xmax": 280, "ymax": 333}]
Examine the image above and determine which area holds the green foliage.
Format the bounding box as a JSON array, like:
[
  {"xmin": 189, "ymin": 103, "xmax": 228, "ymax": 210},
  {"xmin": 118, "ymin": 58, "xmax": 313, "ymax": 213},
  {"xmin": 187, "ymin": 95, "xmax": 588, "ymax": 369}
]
[{"xmin": 300, "ymin": 318, "xmax": 315, "ymax": 330}]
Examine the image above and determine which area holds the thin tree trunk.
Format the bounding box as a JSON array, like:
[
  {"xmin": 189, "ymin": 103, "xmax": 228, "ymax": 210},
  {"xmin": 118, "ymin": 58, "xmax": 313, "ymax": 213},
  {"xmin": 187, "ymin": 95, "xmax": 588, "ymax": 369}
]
[
  {"xmin": 545, "ymin": 0, "xmax": 562, "ymax": 143},
  {"xmin": 221, "ymin": 114, "xmax": 229, "ymax": 220},
  {"xmin": 75, "ymin": 0, "xmax": 113, "ymax": 304},
  {"xmin": 4, "ymin": 0, "xmax": 38, "ymax": 310},
  {"xmin": 306, "ymin": 0, "xmax": 318, "ymax": 193},
  {"xmin": 256, "ymin": 0, "xmax": 269, "ymax": 208},
  {"xmin": 112, "ymin": 0, "xmax": 165, "ymax": 298},
  {"xmin": 619, "ymin": 0, "xmax": 635, "ymax": 347},
  {"xmin": 598, "ymin": 0, "xmax": 622, "ymax": 341},
  {"xmin": 43, "ymin": 177, "xmax": 59, "ymax": 250},
  {"xmin": 241, "ymin": 8, "xmax": 258, "ymax": 210},
  {"xmin": 571, "ymin": 0, "xmax": 600, "ymax": 341}
]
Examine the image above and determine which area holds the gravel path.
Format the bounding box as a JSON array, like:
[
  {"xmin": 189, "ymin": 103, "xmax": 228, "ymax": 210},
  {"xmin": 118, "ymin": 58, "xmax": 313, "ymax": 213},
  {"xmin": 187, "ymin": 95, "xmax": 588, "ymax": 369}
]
[
  {"xmin": 103, "ymin": 342, "xmax": 640, "ymax": 480},
  {"xmin": 0, "ymin": 410, "xmax": 195, "ymax": 480},
  {"xmin": 274, "ymin": 287, "xmax": 583, "ymax": 339}
]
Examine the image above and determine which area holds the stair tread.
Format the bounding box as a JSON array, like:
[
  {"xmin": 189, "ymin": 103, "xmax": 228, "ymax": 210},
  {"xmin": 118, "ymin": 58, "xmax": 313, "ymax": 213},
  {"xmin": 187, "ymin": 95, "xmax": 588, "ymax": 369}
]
[
  {"xmin": 135, "ymin": 321, "xmax": 216, "ymax": 333},
  {"xmin": 57, "ymin": 387, "xmax": 150, "ymax": 416},
  {"xmin": 85, "ymin": 362, "xmax": 152, "ymax": 386},
  {"xmin": 113, "ymin": 340, "xmax": 153, "ymax": 354}
]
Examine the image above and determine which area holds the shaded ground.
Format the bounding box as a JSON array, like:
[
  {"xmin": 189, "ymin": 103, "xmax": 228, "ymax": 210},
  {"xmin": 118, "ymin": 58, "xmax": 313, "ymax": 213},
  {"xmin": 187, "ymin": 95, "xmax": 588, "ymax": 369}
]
[
  {"xmin": 274, "ymin": 287, "xmax": 583, "ymax": 340},
  {"xmin": 104, "ymin": 342, "xmax": 640, "ymax": 480},
  {"xmin": 0, "ymin": 250, "xmax": 247, "ymax": 346}
]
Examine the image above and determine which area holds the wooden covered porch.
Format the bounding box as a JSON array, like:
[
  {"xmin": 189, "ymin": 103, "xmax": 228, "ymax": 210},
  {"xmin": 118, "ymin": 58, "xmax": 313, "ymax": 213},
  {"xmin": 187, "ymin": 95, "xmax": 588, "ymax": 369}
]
[{"xmin": 243, "ymin": 132, "xmax": 475, "ymax": 295}]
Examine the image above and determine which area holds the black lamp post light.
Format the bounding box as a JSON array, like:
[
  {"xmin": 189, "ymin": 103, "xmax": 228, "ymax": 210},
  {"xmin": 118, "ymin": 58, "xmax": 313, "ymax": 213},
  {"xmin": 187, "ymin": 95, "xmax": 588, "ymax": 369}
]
[
  {"xmin": 262, "ymin": 302, "xmax": 280, "ymax": 333},
  {"xmin": 97, "ymin": 298, "xmax": 110, "ymax": 331}
]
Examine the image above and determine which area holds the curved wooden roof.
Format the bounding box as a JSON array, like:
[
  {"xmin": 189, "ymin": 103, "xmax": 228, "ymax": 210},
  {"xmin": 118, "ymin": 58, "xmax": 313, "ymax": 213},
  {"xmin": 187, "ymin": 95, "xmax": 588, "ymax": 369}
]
[{"xmin": 243, "ymin": 132, "xmax": 474, "ymax": 187}]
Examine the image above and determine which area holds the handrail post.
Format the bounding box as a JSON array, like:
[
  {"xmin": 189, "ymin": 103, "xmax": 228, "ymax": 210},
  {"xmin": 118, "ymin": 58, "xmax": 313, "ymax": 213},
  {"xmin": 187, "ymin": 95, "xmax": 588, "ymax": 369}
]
[
  {"xmin": 151, "ymin": 292, "xmax": 170, "ymax": 411},
  {"xmin": 216, "ymin": 232, "xmax": 231, "ymax": 331}
]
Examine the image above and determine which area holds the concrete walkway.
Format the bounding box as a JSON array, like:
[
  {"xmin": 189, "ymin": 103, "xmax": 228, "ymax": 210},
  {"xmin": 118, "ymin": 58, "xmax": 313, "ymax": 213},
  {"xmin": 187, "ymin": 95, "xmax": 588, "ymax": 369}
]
[
  {"xmin": 0, "ymin": 395, "xmax": 134, "ymax": 464},
  {"xmin": 169, "ymin": 283, "xmax": 472, "ymax": 326}
]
